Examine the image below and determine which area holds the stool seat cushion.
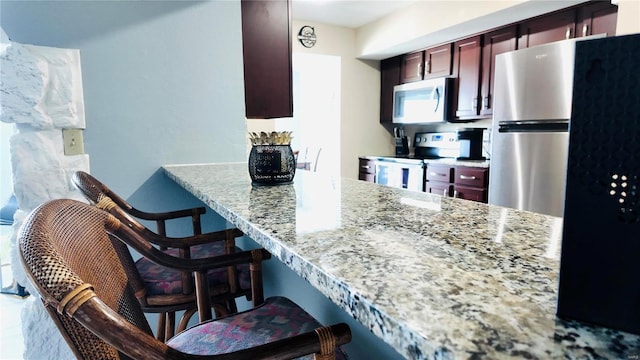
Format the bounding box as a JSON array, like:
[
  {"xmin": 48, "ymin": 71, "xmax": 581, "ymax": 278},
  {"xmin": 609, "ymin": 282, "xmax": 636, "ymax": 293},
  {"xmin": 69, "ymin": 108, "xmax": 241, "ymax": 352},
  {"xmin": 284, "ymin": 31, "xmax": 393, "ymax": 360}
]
[
  {"xmin": 136, "ymin": 242, "xmax": 250, "ymax": 296},
  {"xmin": 167, "ymin": 296, "xmax": 348, "ymax": 359}
]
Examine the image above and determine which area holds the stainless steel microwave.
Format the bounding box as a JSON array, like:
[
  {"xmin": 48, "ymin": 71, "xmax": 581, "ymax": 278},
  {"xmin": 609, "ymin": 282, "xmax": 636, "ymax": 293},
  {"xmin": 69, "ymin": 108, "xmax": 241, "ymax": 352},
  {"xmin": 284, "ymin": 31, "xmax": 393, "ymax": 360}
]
[{"xmin": 392, "ymin": 77, "xmax": 453, "ymax": 124}]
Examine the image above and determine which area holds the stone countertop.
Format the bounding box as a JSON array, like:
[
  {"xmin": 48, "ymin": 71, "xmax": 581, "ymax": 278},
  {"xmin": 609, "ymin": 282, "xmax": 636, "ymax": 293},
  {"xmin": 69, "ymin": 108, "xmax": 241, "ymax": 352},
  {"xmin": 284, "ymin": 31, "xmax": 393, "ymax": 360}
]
[
  {"xmin": 362, "ymin": 155, "xmax": 490, "ymax": 168},
  {"xmin": 163, "ymin": 163, "xmax": 639, "ymax": 360}
]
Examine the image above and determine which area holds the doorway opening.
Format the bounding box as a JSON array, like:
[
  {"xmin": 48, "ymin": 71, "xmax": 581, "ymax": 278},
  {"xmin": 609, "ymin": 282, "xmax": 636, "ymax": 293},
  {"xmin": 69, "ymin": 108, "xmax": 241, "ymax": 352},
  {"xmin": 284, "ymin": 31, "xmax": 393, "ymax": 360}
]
[{"xmin": 277, "ymin": 53, "xmax": 341, "ymax": 178}]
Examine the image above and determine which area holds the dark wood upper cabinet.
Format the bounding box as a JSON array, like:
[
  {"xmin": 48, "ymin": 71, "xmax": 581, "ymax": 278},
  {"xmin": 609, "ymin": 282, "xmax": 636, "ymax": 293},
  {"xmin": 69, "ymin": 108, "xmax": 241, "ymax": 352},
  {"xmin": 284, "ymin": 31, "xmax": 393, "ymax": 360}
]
[
  {"xmin": 400, "ymin": 51, "xmax": 424, "ymax": 83},
  {"xmin": 576, "ymin": 1, "xmax": 618, "ymax": 37},
  {"xmin": 424, "ymin": 43, "xmax": 453, "ymax": 79},
  {"xmin": 480, "ymin": 26, "xmax": 517, "ymax": 117},
  {"xmin": 518, "ymin": 8, "xmax": 577, "ymax": 48},
  {"xmin": 380, "ymin": 56, "xmax": 401, "ymax": 123},
  {"xmin": 378, "ymin": 1, "xmax": 618, "ymax": 123},
  {"xmin": 241, "ymin": 0, "xmax": 293, "ymax": 119},
  {"xmin": 452, "ymin": 35, "xmax": 482, "ymax": 119}
]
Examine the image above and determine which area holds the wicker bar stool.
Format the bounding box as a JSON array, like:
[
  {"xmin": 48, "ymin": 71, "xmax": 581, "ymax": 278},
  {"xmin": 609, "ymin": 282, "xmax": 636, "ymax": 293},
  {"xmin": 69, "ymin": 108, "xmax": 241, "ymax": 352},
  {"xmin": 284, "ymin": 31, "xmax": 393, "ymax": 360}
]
[
  {"xmin": 72, "ymin": 171, "xmax": 257, "ymax": 340},
  {"xmin": 18, "ymin": 199, "xmax": 351, "ymax": 360}
]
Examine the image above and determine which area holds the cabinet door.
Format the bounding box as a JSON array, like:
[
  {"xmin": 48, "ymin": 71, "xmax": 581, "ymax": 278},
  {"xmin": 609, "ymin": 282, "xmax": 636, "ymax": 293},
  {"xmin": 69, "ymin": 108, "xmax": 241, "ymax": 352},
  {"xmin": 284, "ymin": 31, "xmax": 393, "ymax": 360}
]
[
  {"xmin": 454, "ymin": 185, "xmax": 487, "ymax": 203},
  {"xmin": 380, "ymin": 56, "xmax": 401, "ymax": 123},
  {"xmin": 400, "ymin": 51, "xmax": 424, "ymax": 83},
  {"xmin": 480, "ymin": 26, "xmax": 517, "ymax": 117},
  {"xmin": 241, "ymin": 0, "xmax": 292, "ymax": 119},
  {"xmin": 576, "ymin": 1, "xmax": 618, "ymax": 38},
  {"xmin": 518, "ymin": 9, "xmax": 577, "ymax": 49},
  {"xmin": 424, "ymin": 43, "xmax": 453, "ymax": 79},
  {"xmin": 453, "ymin": 35, "xmax": 482, "ymax": 119},
  {"xmin": 427, "ymin": 181, "xmax": 452, "ymax": 197}
]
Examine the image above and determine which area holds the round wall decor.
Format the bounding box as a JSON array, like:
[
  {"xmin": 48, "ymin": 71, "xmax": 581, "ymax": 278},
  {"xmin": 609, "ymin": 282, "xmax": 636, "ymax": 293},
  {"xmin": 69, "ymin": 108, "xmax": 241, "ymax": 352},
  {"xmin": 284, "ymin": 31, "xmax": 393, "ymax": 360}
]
[{"xmin": 297, "ymin": 26, "xmax": 317, "ymax": 48}]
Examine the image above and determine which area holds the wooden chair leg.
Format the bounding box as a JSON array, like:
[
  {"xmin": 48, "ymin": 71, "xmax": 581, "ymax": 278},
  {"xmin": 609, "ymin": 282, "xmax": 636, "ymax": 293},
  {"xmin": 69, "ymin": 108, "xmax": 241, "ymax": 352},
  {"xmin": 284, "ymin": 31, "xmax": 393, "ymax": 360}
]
[
  {"xmin": 156, "ymin": 312, "xmax": 166, "ymax": 342},
  {"xmin": 227, "ymin": 299, "xmax": 238, "ymax": 313},
  {"xmin": 165, "ymin": 312, "xmax": 176, "ymax": 340},
  {"xmin": 177, "ymin": 308, "xmax": 198, "ymax": 334}
]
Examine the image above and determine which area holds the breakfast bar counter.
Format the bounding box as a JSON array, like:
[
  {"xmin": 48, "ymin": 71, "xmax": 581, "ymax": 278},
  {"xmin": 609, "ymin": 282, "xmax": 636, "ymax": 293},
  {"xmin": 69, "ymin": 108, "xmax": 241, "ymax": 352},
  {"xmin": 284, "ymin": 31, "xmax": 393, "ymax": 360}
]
[{"xmin": 163, "ymin": 163, "xmax": 639, "ymax": 359}]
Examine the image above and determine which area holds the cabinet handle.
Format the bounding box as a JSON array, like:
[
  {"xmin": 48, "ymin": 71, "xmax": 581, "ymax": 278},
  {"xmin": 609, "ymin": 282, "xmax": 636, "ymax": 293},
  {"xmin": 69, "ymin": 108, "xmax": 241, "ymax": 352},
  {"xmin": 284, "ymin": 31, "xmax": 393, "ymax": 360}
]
[
  {"xmin": 453, "ymin": 190, "xmax": 458, "ymax": 198},
  {"xmin": 472, "ymin": 97, "xmax": 479, "ymax": 111},
  {"xmin": 565, "ymin": 26, "xmax": 572, "ymax": 39},
  {"xmin": 483, "ymin": 95, "xmax": 490, "ymax": 109},
  {"xmin": 425, "ymin": 59, "xmax": 431, "ymax": 74},
  {"xmin": 443, "ymin": 188, "xmax": 448, "ymax": 197},
  {"xmin": 582, "ymin": 24, "xmax": 589, "ymax": 37},
  {"xmin": 459, "ymin": 175, "xmax": 476, "ymax": 180},
  {"xmin": 430, "ymin": 172, "xmax": 447, "ymax": 177},
  {"xmin": 417, "ymin": 63, "xmax": 423, "ymax": 78},
  {"xmin": 362, "ymin": 165, "xmax": 370, "ymax": 169}
]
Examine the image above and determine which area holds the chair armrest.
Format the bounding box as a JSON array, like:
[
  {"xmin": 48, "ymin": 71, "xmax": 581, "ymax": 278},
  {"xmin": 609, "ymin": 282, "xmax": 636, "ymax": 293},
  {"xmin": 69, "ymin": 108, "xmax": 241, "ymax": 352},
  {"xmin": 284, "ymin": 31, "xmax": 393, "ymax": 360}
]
[
  {"xmin": 222, "ymin": 323, "xmax": 352, "ymax": 360},
  {"xmin": 147, "ymin": 228, "xmax": 244, "ymax": 248},
  {"xmin": 98, "ymin": 197, "xmax": 243, "ymax": 248},
  {"xmin": 127, "ymin": 206, "xmax": 206, "ymax": 222},
  {"xmin": 71, "ymin": 297, "xmax": 171, "ymax": 360},
  {"xmin": 112, "ymin": 223, "xmax": 270, "ymax": 272}
]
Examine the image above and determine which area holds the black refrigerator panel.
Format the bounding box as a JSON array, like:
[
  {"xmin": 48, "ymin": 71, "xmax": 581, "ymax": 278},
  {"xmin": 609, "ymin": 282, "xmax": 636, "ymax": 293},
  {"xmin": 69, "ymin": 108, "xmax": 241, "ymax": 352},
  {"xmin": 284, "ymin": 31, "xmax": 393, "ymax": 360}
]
[{"xmin": 557, "ymin": 34, "xmax": 640, "ymax": 335}]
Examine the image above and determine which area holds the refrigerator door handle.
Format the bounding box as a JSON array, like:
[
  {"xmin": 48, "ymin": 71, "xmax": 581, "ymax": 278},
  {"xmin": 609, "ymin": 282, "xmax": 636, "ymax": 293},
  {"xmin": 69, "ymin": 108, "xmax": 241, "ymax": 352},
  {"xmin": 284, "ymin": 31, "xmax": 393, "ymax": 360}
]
[{"xmin": 498, "ymin": 121, "xmax": 569, "ymax": 133}]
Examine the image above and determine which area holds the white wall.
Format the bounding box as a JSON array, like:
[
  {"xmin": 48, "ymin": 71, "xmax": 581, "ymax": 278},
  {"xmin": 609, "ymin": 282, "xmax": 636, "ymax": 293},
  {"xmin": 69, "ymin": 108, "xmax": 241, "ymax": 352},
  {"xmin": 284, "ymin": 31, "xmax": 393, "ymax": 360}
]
[
  {"xmin": 0, "ymin": 122, "xmax": 13, "ymax": 205},
  {"xmin": 292, "ymin": 20, "xmax": 394, "ymax": 178},
  {"xmin": 355, "ymin": 0, "xmax": 587, "ymax": 60},
  {"xmin": 0, "ymin": 0, "xmax": 246, "ymax": 229},
  {"xmin": 616, "ymin": 0, "xmax": 640, "ymax": 35}
]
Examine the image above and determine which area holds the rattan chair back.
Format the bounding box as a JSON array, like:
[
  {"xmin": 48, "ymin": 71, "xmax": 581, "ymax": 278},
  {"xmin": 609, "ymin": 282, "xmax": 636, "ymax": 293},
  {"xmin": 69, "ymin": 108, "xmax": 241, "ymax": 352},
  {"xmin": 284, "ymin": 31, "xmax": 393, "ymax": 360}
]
[{"xmin": 19, "ymin": 199, "xmax": 154, "ymax": 359}]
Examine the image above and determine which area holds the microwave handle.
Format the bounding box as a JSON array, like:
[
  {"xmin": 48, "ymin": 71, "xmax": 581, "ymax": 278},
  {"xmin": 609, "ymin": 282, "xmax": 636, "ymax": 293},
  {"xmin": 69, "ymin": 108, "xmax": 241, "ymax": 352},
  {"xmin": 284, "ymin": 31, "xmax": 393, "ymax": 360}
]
[{"xmin": 432, "ymin": 87, "xmax": 440, "ymax": 113}]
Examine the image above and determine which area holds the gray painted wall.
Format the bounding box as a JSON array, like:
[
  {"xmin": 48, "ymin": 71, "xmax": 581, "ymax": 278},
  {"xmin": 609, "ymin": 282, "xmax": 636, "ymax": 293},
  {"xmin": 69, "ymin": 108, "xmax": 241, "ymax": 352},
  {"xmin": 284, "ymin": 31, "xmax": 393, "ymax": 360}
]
[{"xmin": 1, "ymin": 1, "xmax": 401, "ymax": 358}]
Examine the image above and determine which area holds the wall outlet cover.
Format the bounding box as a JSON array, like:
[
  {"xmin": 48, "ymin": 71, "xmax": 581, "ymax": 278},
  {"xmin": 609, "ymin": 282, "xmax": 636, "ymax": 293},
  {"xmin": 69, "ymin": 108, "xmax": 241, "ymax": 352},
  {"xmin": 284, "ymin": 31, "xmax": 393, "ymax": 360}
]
[{"xmin": 62, "ymin": 129, "xmax": 85, "ymax": 156}]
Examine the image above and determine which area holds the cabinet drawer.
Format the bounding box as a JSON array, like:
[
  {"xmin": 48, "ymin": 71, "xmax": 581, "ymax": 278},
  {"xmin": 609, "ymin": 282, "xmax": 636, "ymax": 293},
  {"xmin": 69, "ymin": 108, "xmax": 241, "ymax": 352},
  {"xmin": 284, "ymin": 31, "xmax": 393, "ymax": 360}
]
[
  {"xmin": 427, "ymin": 181, "xmax": 452, "ymax": 197},
  {"xmin": 359, "ymin": 158, "xmax": 375, "ymax": 174},
  {"xmin": 426, "ymin": 165, "xmax": 454, "ymax": 183},
  {"xmin": 454, "ymin": 185, "xmax": 487, "ymax": 203},
  {"xmin": 454, "ymin": 167, "xmax": 488, "ymax": 187},
  {"xmin": 358, "ymin": 173, "xmax": 375, "ymax": 183}
]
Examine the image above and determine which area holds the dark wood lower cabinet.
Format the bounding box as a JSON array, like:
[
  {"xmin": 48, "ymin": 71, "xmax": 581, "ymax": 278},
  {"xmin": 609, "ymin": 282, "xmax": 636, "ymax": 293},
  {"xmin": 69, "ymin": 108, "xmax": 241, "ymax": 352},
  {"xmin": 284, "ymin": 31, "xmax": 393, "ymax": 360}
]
[
  {"xmin": 425, "ymin": 165, "xmax": 489, "ymax": 203},
  {"xmin": 454, "ymin": 185, "xmax": 487, "ymax": 203},
  {"xmin": 358, "ymin": 157, "xmax": 376, "ymax": 183},
  {"xmin": 427, "ymin": 181, "xmax": 453, "ymax": 197}
]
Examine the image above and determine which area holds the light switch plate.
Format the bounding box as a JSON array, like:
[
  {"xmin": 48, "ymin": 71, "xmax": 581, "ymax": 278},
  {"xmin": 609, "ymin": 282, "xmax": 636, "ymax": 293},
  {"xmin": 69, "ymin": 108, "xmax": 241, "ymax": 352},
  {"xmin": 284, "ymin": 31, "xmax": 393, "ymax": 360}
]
[{"xmin": 62, "ymin": 128, "xmax": 85, "ymax": 156}]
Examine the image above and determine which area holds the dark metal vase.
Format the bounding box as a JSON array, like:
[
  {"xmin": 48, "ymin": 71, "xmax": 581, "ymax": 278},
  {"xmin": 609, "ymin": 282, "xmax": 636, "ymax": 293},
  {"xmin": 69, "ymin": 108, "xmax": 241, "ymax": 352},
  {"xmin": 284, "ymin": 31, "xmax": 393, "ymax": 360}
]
[{"xmin": 248, "ymin": 144, "xmax": 296, "ymax": 185}]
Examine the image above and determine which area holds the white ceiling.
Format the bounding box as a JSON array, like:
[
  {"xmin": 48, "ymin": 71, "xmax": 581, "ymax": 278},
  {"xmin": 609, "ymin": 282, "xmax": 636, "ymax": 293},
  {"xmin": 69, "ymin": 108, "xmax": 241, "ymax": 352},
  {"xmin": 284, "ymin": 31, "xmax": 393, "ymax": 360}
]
[{"xmin": 291, "ymin": 0, "xmax": 419, "ymax": 29}]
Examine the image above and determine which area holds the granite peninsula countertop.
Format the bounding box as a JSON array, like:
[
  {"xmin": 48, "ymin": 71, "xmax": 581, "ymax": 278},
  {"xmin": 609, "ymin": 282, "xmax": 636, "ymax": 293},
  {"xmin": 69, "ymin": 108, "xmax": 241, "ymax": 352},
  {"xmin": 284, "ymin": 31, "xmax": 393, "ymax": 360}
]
[{"xmin": 163, "ymin": 162, "xmax": 639, "ymax": 359}]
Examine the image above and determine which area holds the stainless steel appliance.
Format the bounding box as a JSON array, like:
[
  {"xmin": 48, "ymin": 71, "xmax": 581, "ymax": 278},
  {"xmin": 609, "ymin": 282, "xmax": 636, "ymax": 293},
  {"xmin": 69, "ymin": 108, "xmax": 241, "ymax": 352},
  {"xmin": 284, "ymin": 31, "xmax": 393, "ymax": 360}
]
[
  {"xmin": 488, "ymin": 35, "xmax": 603, "ymax": 217},
  {"xmin": 392, "ymin": 77, "xmax": 453, "ymax": 124},
  {"xmin": 456, "ymin": 128, "xmax": 485, "ymax": 160},
  {"xmin": 413, "ymin": 132, "xmax": 459, "ymax": 159},
  {"xmin": 374, "ymin": 158, "xmax": 423, "ymax": 192},
  {"xmin": 413, "ymin": 130, "xmax": 485, "ymax": 160}
]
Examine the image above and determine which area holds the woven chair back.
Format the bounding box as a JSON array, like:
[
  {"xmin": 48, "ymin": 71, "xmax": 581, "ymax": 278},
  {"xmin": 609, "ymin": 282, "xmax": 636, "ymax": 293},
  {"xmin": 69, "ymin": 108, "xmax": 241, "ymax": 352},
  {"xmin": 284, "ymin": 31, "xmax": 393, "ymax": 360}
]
[{"xmin": 19, "ymin": 199, "xmax": 153, "ymax": 359}]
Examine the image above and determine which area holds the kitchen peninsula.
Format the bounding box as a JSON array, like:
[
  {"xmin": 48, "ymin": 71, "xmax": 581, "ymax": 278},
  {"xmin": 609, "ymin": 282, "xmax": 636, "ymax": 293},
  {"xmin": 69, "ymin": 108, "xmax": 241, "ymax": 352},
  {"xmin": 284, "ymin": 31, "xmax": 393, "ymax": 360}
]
[{"xmin": 163, "ymin": 163, "xmax": 639, "ymax": 359}]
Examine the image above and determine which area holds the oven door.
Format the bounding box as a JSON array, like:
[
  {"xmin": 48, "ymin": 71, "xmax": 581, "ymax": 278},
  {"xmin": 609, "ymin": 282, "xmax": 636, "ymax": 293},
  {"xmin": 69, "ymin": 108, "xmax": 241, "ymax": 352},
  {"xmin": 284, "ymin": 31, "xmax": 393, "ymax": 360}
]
[{"xmin": 375, "ymin": 161, "xmax": 423, "ymax": 192}]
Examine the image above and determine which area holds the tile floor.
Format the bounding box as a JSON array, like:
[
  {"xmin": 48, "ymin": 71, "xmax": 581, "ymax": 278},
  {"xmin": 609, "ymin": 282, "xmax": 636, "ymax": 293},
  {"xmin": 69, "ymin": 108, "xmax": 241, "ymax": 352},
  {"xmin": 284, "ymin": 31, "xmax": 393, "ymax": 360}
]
[
  {"xmin": 1, "ymin": 224, "xmax": 25, "ymax": 360},
  {"xmin": 0, "ymin": 266, "xmax": 26, "ymax": 360}
]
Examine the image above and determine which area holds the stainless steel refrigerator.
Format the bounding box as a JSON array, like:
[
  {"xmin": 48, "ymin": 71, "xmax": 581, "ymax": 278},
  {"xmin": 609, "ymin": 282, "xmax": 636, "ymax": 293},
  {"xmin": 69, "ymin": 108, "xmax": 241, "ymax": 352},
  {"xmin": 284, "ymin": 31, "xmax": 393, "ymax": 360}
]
[{"xmin": 488, "ymin": 35, "xmax": 603, "ymax": 217}]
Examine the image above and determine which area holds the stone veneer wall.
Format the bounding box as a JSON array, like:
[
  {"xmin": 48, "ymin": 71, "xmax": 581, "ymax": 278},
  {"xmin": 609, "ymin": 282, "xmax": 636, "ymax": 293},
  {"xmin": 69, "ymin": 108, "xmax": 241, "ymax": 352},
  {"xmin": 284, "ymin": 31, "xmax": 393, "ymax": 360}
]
[{"xmin": 1, "ymin": 27, "xmax": 89, "ymax": 359}]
